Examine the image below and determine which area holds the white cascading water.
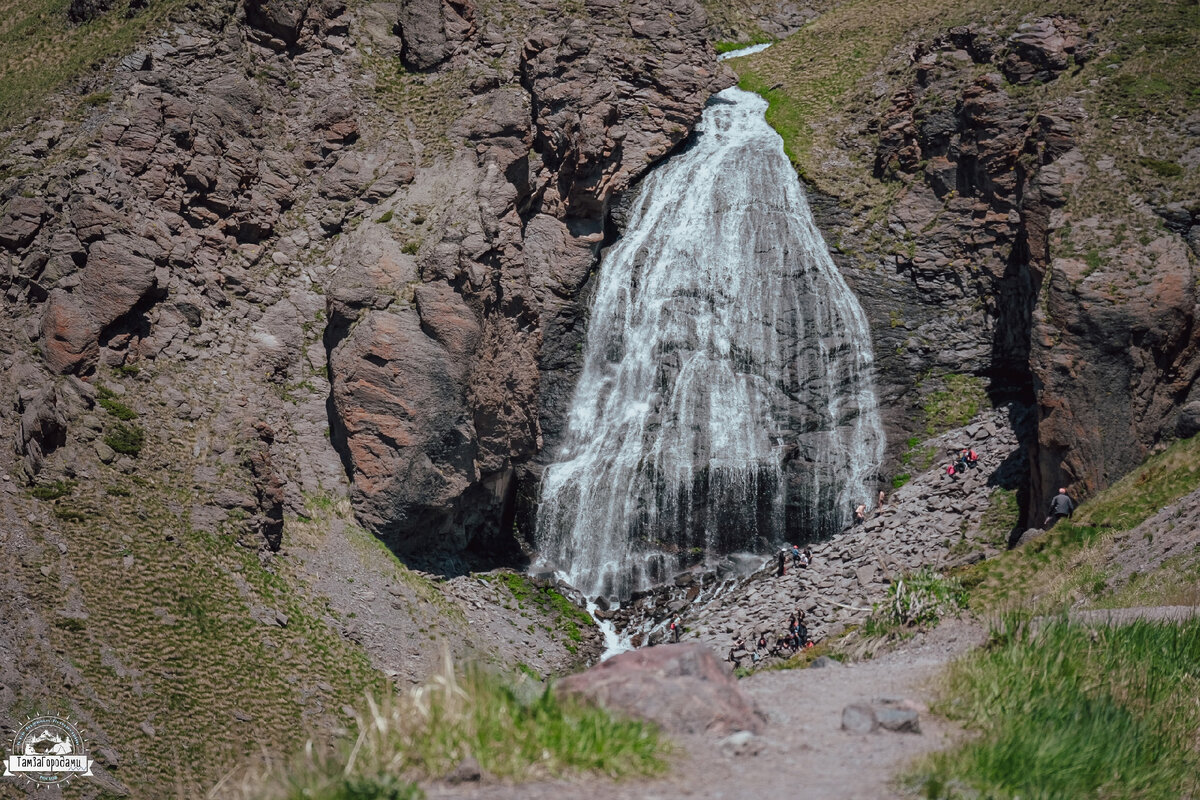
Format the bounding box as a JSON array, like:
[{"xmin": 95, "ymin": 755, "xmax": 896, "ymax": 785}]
[{"xmin": 535, "ymin": 86, "xmax": 884, "ymax": 603}]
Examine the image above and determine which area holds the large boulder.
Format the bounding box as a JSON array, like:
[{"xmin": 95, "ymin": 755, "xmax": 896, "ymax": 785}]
[
  {"xmin": 554, "ymin": 643, "xmax": 765, "ymax": 736},
  {"xmin": 396, "ymin": 0, "xmax": 476, "ymax": 71}
]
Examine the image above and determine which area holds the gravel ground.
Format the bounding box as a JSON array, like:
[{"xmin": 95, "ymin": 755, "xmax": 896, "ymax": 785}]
[{"xmin": 424, "ymin": 619, "xmax": 986, "ymax": 800}]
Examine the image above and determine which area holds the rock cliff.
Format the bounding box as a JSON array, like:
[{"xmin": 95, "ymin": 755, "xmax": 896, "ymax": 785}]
[{"xmin": 735, "ymin": 4, "xmax": 1200, "ymax": 524}]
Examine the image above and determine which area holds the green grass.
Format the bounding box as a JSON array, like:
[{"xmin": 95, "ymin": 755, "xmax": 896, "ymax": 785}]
[
  {"xmin": 0, "ymin": 0, "xmax": 191, "ymax": 125},
  {"xmin": 103, "ymin": 420, "xmax": 145, "ymax": 455},
  {"xmin": 921, "ymin": 373, "xmax": 987, "ymax": 437},
  {"xmin": 911, "ymin": 615, "xmax": 1200, "ymax": 799},
  {"xmin": 866, "ymin": 568, "xmax": 966, "ymax": 633},
  {"xmin": 487, "ymin": 572, "xmax": 594, "ymax": 643},
  {"xmin": 236, "ymin": 661, "xmax": 665, "ymax": 798},
  {"xmin": 961, "ymin": 434, "xmax": 1200, "ymax": 612},
  {"xmin": 30, "ymin": 479, "xmax": 75, "ymax": 500},
  {"xmin": 977, "ymin": 488, "xmax": 1019, "ymax": 548},
  {"xmin": 713, "ymin": 32, "xmax": 772, "ymax": 54},
  {"xmin": 96, "ymin": 384, "xmax": 138, "ymax": 420}
]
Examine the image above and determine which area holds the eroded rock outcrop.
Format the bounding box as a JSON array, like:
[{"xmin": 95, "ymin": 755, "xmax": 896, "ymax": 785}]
[
  {"xmin": 327, "ymin": 0, "xmax": 731, "ymax": 556},
  {"xmin": 822, "ymin": 16, "xmax": 1200, "ymax": 520}
]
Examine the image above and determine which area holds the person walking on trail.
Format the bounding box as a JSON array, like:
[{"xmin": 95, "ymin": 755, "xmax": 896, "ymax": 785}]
[
  {"xmin": 1044, "ymin": 487, "xmax": 1076, "ymax": 528},
  {"xmin": 669, "ymin": 616, "xmax": 681, "ymax": 643}
]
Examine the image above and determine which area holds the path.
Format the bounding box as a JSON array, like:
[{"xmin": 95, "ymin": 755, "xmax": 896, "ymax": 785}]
[{"xmin": 425, "ymin": 619, "xmax": 985, "ymax": 800}]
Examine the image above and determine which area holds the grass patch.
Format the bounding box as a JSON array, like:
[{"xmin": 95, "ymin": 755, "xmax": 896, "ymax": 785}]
[
  {"xmin": 911, "ymin": 615, "xmax": 1200, "ymax": 799},
  {"xmin": 97, "ymin": 384, "xmax": 138, "ymax": 420},
  {"xmin": 237, "ymin": 659, "xmax": 665, "ymax": 798},
  {"xmin": 713, "ymin": 31, "xmax": 772, "ymax": 54},
  {"xmin": 0, "ymin": 0, "xmax": 192, "ymax": 125},
  {"xmin": 30, "ymin": 479, "xmax": 75, "ymax": 500},
  {"xmin": 486, "ymin": 572, "xmax": 593, "ymax": 643},
  {"xmin": 921, "ymin": 373, "xmax": 987, "ymax": 437},
  {"xmin": 104, "ymin": 421, "xmax": 145, "ymax": 456},
  {"xmin": 1137, "ymin": 157, "xmax": 1183, "ymax": 178},
  {"xmin": 864, "ymin": 568, "xmax": 966, "ymax": 637},
  {"xmin": 977, "ymin": 488, "xmax": 1019, "ymax": 548}
]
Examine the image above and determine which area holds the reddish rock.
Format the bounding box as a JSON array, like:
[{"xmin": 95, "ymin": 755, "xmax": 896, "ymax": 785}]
[
  {"xmin": 41, "ymin": 290, "xmax": 99, "ymax": 374},
  {"xmin": 555, "ymin": 643, "xmax": 765, "ymax": 736},
  {"xmin": 80, "ymin": 236, "xmax": 159, "ymax": 330},
  {"xmin": 1001, "ymin": 17, "xmax": 1086, "ymax": 85}
]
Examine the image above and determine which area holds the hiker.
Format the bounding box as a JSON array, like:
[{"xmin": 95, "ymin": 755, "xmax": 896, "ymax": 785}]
[
  {"xmin": 803, "ymin": 546, "xmax": 813, "ymax": 567},
  {"xmin": 756, "ymin": 631, "xmax": 769, "ymax": 652},
  {"xmin": 669, "ymin": 616, "xmax": 681, "ymax": 643},
  {"xmin": 1044, "ymin": 487, "xmax": 1076, "ymax": 529},
  {"xmin": 796, "ymin": 547, "xmax": 810, "ymax": 569},
  {"xmin": 790, "ymin": 543, "xmax": 803, "ymax": 567},
  {"xmin": 729, "ymin": 635, "xmax": 747, "ymax": 665},
  {"xmin": 854, "ymin": 503, "xmax": 866, "ymax": 524},
  {"xmin": 946, "ymin": 462, "xmax": 958, "ymax": 481},
  {"xmin": 966, "ymin": 448, "xmax": 979, "ymax": 468},
  {"xmin": 777, "ymin": 549, "xmax": 787, "ymax": 577},
  {"xmin": 878, "ymin": 489, "xmax": 887, "ymax": 506},
  {"xmin": 796, "ymin": 617, "xmax": 809, "ymax": 648}
]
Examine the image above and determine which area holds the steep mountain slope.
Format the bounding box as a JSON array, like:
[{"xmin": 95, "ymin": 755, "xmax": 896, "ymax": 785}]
[
  {"xmin": 729, "ymin": 0, "xmax": 1200, "ymax": 522},
  {"xmin": 0, "ymin": 0, "xmax": 726, "ymax": 795}
]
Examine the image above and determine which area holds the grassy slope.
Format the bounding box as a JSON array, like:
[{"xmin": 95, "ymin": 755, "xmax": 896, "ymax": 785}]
[
  {"xmin": 910, "ymin": 436, "xmax": 1200, "ymax": 797},
  {"xmin": 961, "ymin": 433, "xmax": 1200, "ymax": 612},
  {"xmin": 21, "ymin": 470, "xmax": 387, "ymax": 798},
  {"xmin": 914, "ymin": 617, "xmax": 1200, "ymax": 799},
  {"xmin": 0, "ymin": 0, "xmax": 193, "ymax": 126},
  {"xmin": 733, "ymin": 0, "xmax": 1200, "ymax": 220}
]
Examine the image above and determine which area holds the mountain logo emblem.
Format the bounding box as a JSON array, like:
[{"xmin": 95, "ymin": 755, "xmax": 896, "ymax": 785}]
[{"xmin": 3, "ymin": 715, "xmax": 94, "ymax": 786}]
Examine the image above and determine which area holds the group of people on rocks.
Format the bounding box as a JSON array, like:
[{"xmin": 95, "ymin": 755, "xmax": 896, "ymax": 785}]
[
  {"xmin": 777, "ymin": 543, "xmax": 813, "ymax": 576},
  {"xmin": 729, "ymin": 609, "xmax": 814, "ymax": 666},
  {"xmin": 945, "ymin": 446, "xmax": 979, "ymax": 481}
]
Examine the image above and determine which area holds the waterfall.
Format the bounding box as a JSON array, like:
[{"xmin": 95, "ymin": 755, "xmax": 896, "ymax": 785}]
[{"xmin": 535, "ymin": 87, "xmax": 885, "ymax": 602}]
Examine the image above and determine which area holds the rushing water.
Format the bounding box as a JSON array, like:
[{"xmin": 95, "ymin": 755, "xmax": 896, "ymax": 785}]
[{"xmin": 535, "ymin": 87, "xmax": 884, "ymax": 602}]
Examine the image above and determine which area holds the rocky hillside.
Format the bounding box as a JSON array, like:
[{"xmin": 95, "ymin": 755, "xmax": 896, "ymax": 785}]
[
  {"xmin": 731, "ymin": 0, "xmax": 1200, "ymax": 523},
  {"xmin": 0, "ymin": 0, "xmax": 726, "ymax": 795},
  {"xmin": 0, "ymin": 0, "xmax": 1197, "ymax": 793}
]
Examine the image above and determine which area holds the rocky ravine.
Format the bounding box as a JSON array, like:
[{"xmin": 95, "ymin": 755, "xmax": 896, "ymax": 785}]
[
  {"xmin": 601, "ymin": 403, "xmax": 1028, "ymax": 650},
  {"xmin": 773, "ymin": 12, "xmax": 1200, "ymax": 521}
]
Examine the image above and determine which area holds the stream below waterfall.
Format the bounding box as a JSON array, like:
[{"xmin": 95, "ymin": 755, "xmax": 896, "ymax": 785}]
[{"xmin": 535, "ymin": 85, "xmax": 884, "ymax": 608}]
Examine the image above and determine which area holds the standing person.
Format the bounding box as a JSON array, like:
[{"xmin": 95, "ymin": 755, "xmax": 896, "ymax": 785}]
[
  {"xmin": 878, "ymin": 489, "xmax": 887, "ymax": 506},
  {"xmin": 777, "ymin": 549, "xmax": 787, "ymax": 577},
  {"xmin": 854, "ymin": 503, "xmax": 866, "ymax": 524},
  {"xmin": 803, "ymin": 546, "xmax": 813, "ymax": 567},
  {"xmin": 669, "ymin": 616, "xmax": 681, "ymax": 643},
  {"xmin": 1044, "ymin": 487, "xmax": 1076, "ymax": 528}
]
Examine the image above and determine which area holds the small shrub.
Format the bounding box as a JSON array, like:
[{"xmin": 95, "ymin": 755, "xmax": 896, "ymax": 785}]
[
  {"xmin": 96, "ymin": 385, "xmax": 138, "ymax": 420},
  {"xmin": 1137, "ymin": 156, "xmax": 1183, "ymax": 178},
  {"xmin": 105, "ymin": 422, "xmax": 145, "ymax": 456},
  {"xmin": 401, "ymin": 239, "xmax": 421, "ymax": 255},
  {"xmin": 31, "ymin": 480, "xmax": 75, "ymax": 500},
  {"xmin": 105, "ymin": 485, "xmax": 131, "ymax": 497},
  {"xmin": 375, "ymin": 210, "xmax": 394, "ymax": 224},
  {"xmin": 81, "ymin": 90, "xmax": 111, "ymax": 107},
  {"xmin": 891, "ymin": 473, "xmax": 911, "ymax": 489}
]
